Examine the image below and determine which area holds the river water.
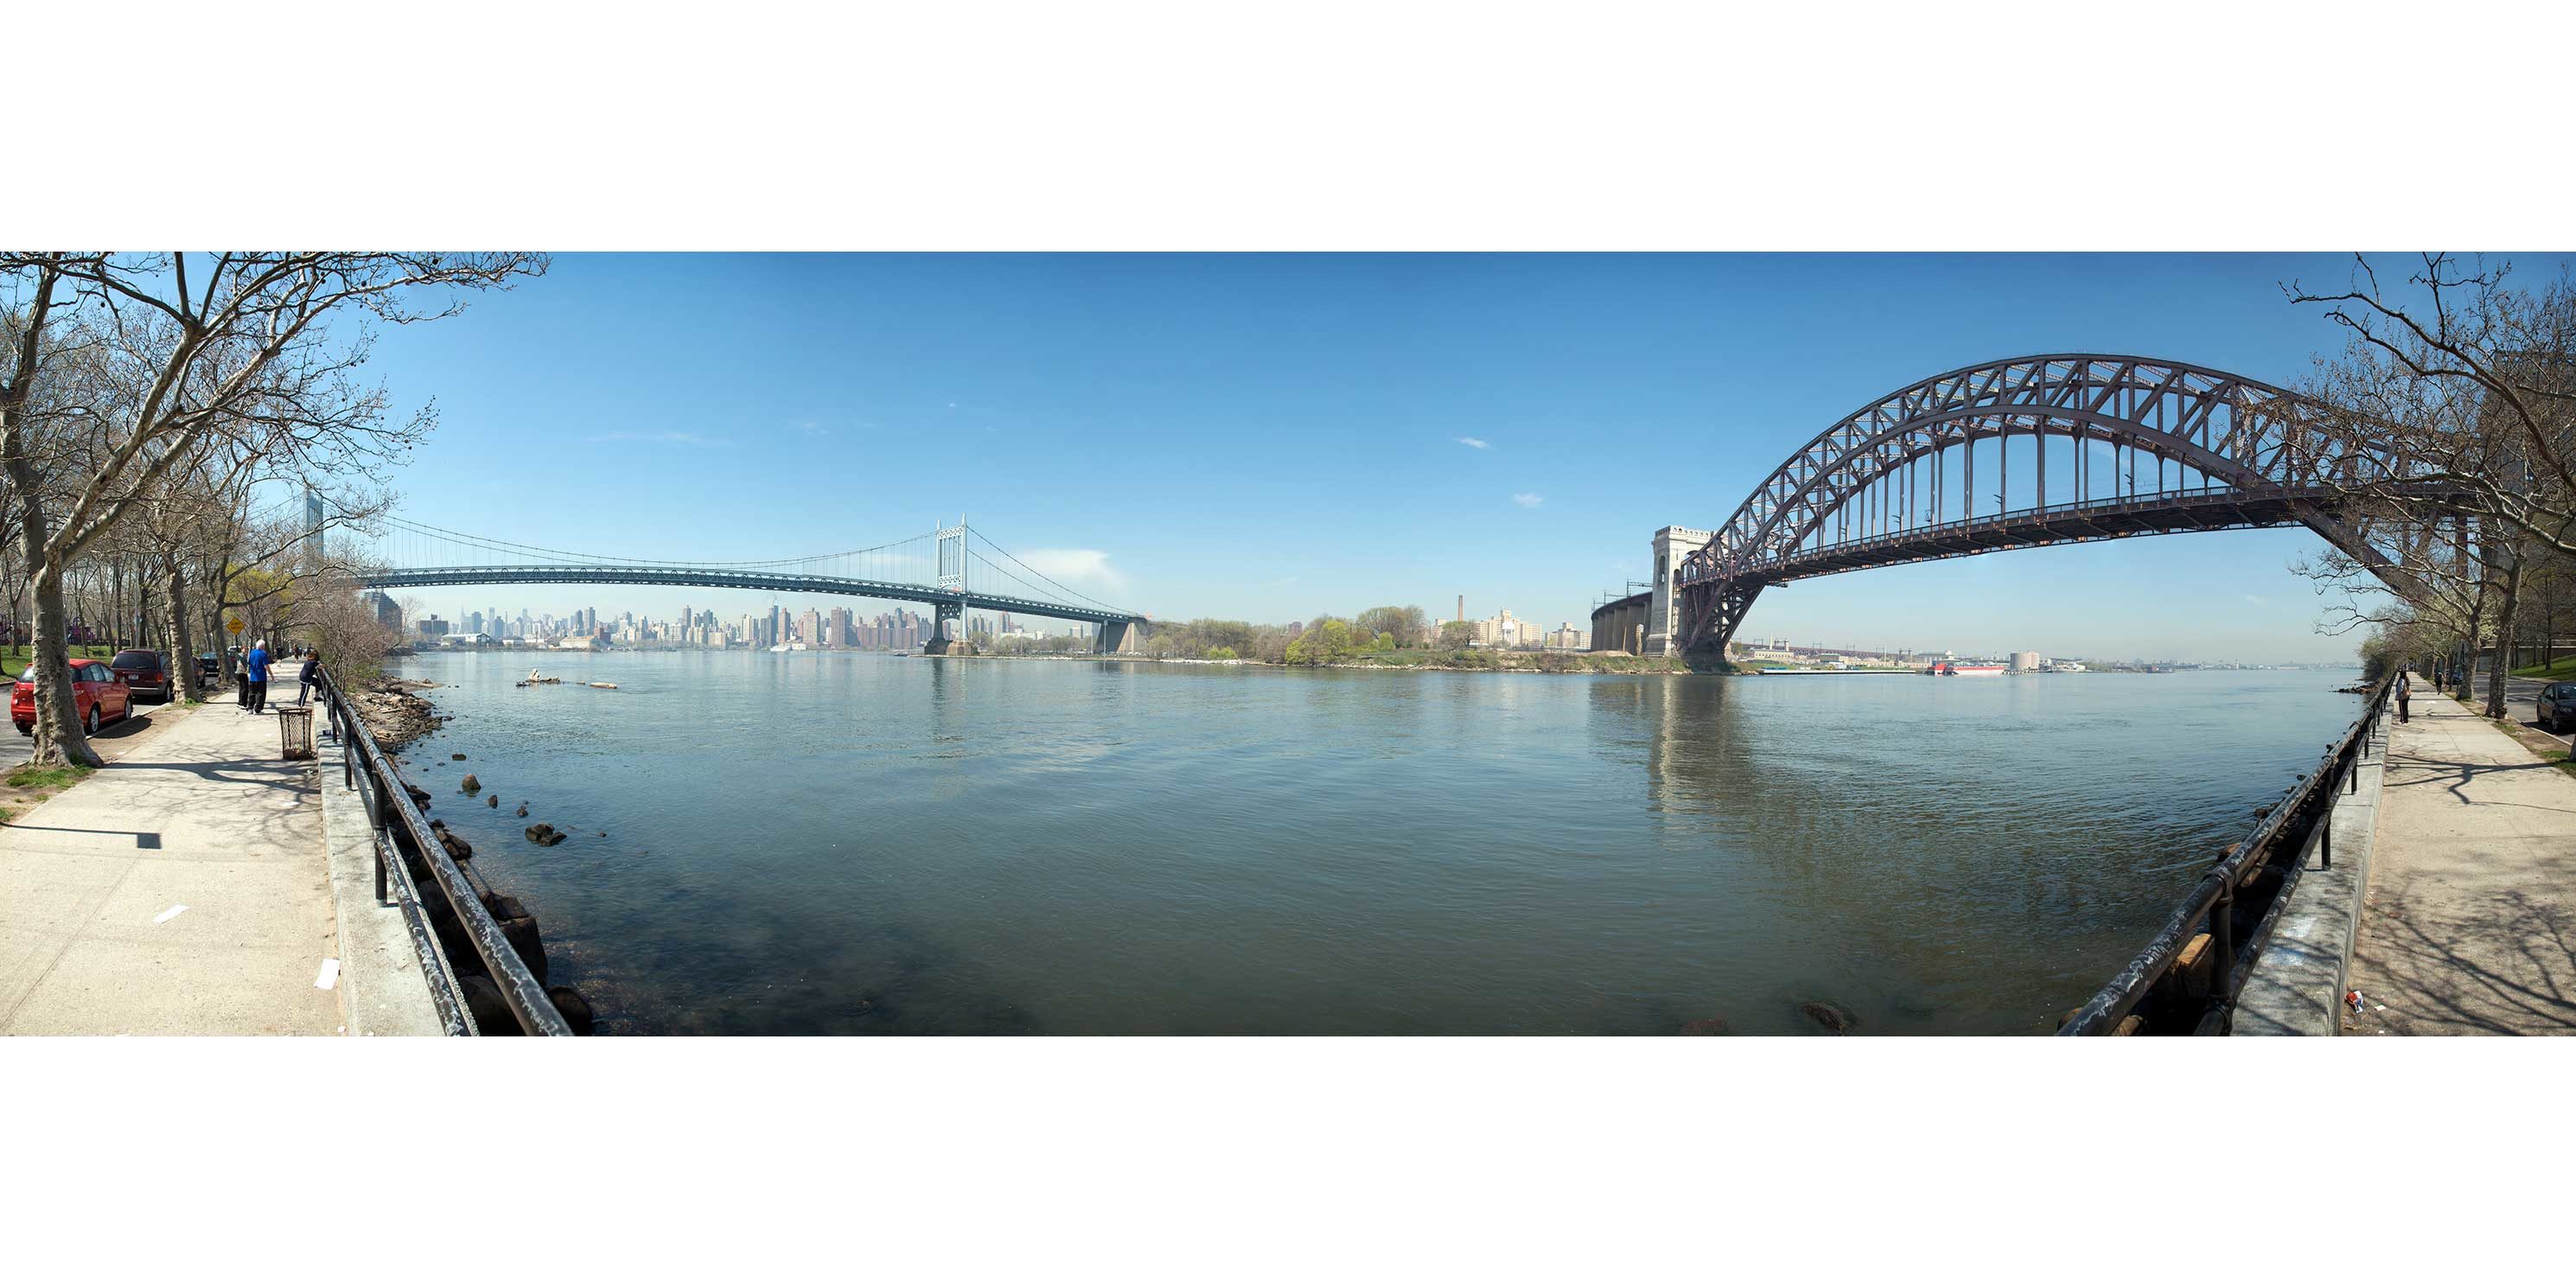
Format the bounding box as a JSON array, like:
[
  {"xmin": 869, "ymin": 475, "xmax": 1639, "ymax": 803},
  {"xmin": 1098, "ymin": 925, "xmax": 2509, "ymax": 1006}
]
[{"xmin": 388, "ymin": 653, "xmax": 2360, "ymax": 1035}]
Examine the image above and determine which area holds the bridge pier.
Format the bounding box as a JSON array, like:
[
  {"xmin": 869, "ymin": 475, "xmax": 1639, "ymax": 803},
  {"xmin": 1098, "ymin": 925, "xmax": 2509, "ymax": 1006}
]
[
  {"xmin": 924, "ymin": 602, "xmax": 966, "ymax": 655},
  {"xmin": 1588, "ymin": 594, "xmax": 1648, "ymax": 656},
  {"xmin": 1095, "ymin": 619, "xmax": 1141, "ymax": 654}
]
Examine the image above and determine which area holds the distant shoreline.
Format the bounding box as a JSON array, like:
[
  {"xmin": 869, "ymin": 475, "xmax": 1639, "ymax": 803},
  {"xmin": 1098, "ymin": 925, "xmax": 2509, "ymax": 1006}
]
[{"xmin": 930, "ymin": 652, "xmax": 1699, "ymax": 675}]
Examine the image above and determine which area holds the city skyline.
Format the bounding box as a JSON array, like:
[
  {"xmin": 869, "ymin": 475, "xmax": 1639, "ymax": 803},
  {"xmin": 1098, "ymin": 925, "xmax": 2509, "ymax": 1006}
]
[
  {"xmin": 405, "ymin": 596, "xmax": 1086, "ymax": 649},
  {"xmin": 399, "ymin": 592, "xmax": 2329, "ymax": 666}
]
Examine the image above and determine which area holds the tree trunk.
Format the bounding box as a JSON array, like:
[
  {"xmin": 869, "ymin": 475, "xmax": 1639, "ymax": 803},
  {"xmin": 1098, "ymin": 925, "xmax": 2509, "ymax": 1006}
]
[
  {"xmin": 23, "ymin": 561, "xmax": 100, "ymax": 768},
  {"xmin": 161, "ymin": 557, "xmax": 202, "ymax": 705},
  {"xmin": 207, "ymin": 590, "xmax": 237, "ymax": 685},
  {"xmin": 2457, "ymin": 571, "xmax": 2487, "ymax": 703},
  {"xmin": 2, "ymin": 455, "xmax": 98, "ymax": 765},
  {"xmin": 2489, "ymin": 555, "xmax": 2523, "ymax": 718}
]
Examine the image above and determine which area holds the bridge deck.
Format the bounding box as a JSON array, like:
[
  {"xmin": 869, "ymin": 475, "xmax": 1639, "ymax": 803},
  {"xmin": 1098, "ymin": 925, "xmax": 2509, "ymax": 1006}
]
[
  {"xmin": 364, "ymin": 564, "xmax": 1143, "ymax": 628},
  {"xmin": 1739, "ymin": 487, "xmax": 2321, "ymax": 583}
]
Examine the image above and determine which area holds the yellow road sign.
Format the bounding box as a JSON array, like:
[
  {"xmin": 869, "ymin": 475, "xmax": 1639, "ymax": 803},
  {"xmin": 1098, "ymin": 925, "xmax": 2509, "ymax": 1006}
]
[{"xmin": 226, "ymin": 618, "xmax": 245, "ymax": 635}]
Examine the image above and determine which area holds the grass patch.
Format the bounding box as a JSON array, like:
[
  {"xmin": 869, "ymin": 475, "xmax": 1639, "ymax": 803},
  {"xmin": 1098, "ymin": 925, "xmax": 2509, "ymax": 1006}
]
[
  {"xmin": 2513, "ymin": 656, "xmax": 2576, "ymax": 681},
  {"xmin": 2489, "ymin": 718, "xmax": 2576, "ymax": 781},
  {"xmin": 5, "ymin": 762, "xmax": 95, "ymax": 791}
]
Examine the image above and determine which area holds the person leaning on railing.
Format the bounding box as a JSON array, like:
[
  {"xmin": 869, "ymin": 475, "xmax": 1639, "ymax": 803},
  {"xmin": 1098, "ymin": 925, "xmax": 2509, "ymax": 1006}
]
[{"xmin": 298, "ymin": 651, "xmax": 320, "ymax": 705}]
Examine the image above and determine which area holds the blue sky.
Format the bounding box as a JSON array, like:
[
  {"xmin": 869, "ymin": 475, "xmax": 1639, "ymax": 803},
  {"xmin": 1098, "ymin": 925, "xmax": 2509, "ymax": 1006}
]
[{"xmin": 354, "ymin": 252, "xmax": 2420, "ymax": 660}]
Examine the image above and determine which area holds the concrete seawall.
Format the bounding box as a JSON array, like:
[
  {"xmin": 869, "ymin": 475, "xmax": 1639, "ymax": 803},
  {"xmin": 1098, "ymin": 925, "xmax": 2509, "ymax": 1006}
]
[
  {"xmin": 2232, "ymin": 691, "xmax": 2391, "ymax": 1036},
  {"xmin": 316, "ymin": 726, "xmax": 447, "ymax": 1036}
]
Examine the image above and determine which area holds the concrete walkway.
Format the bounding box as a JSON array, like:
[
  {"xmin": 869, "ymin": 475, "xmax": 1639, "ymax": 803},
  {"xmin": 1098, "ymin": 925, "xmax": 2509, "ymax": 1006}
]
[
  {"xmin": 0, "ymin": 701, "xmax": 345, "ymax": 1035},
  {"xmin": 2344, "ymin": 675, "xmax": 2576, "ymax": 1036}
]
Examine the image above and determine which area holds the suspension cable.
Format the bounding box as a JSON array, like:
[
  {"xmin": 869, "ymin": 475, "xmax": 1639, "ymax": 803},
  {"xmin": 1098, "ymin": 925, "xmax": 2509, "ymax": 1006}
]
[
  {"xmin": 966, "ymin": 530, "xmax": 1127, "ymax": 614},
  {"xmin": 379, "ymin": 515, "xmax": 933, "ymax": 570}
]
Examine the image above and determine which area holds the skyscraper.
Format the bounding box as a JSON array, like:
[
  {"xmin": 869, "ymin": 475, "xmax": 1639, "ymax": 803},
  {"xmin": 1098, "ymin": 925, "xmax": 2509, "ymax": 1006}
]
[{"xmin": 303, "ymin": 487, "xmax": 325, "ymax": 571}]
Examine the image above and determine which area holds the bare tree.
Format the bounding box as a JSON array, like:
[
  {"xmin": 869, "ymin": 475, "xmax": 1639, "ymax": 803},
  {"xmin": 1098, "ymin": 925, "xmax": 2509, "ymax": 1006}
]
[
  {"xmin": 2285, "ymin": 254, "xmax": 2576, "ymax": 550},
  {"xmin": 0, "ymin": 252, "xmax": 545, "ymax": 765},
  {"xmin": 296, "ymin": 566, "xmax": 403, "ymax": 689},
  {"xmin": 2280, "ymin": 254, "xmax": 2576, "ymax": 715}
]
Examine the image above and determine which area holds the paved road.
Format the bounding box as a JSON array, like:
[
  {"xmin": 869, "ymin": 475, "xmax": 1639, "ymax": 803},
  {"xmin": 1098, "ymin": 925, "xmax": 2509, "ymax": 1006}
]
[
  {"xmin": 2344, "ymin": 676, "xmax": 2576, "ymax": 1036},
  {"xmin": 0, "ymin": 702, "xmax": 344, "ymax": 1035}
]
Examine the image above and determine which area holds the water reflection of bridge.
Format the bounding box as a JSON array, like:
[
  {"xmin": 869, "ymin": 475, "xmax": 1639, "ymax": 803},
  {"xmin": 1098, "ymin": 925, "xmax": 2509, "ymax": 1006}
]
[{"xmin": 1597, "ymin": 672, "xmax": 2279, "ymax": 1033}]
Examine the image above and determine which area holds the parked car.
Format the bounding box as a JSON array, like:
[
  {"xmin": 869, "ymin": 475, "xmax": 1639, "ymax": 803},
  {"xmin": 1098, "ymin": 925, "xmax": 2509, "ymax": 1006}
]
[
  {"xmin": 196, "ymin": 653, "xmax": 220, "ymax": 683},
  {"xmin": 110, "ymin": 648, "xmax": 173, "ymax": 704},
  {"xmin": 12, "ymin": 659, "xmax": 136, "ymax": 736},
  {"xmin": 2540, "ymin": 682, "xmax": 2576, "ymax": 735}
]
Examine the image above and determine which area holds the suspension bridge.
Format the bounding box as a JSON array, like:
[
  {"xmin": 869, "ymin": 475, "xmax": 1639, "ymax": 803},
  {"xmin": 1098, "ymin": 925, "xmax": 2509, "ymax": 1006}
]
[
  {"xmin": 1591, "ymin": 354, "xmax": 2460, "ymax": 663},
  {"xmin": 345, "ymin": 519, "xmax": 1149, "ymax": 653}
]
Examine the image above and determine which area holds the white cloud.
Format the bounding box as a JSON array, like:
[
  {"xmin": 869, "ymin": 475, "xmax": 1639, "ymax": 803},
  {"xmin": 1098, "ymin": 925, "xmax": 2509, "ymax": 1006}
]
[
  {"xmin": 583, "ymin": 430, "xmax": 729, "ymax": 446},
  {"xmin": 1016, "ymin": 548, "xmax": 1130, "ymax": 593},
  {"xmin": 2244, "ymin": 594, "xmax": 2266, "ymax": 605},
  {"xmin": 1456, "ymin": 436, "xmax": 1489, "ymax": 450},
  {"xmin": 1513, "ymin": 492, "xmax": 1544, "ymax": 508},
  {"xmin": 790, "ymin": 418, "xmax": 829, "ymax": 437}
]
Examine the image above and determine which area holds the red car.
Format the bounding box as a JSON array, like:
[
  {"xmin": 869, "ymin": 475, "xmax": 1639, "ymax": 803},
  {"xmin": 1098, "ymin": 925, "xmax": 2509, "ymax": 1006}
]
[
  {"xmin": 110, "ymin": 648, "xmax": 173, "ymax": 704},
  {"xmin": 13, "ymin": 658, "xmax": 136, "ymax": 737}
]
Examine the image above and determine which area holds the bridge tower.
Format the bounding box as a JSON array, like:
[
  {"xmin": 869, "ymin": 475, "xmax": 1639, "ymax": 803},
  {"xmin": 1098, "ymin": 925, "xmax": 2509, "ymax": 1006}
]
[
  {"xmin": 925, "ymin": 520, "xmax": 969, "ymax": 654},
  {"xmin": 1644, "ymin": 525, "xmax": 1712, "ymax": 657}
]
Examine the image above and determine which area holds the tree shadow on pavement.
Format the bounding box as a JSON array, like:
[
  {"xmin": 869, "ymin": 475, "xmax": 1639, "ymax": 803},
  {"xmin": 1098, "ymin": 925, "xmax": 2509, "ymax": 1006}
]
[
  {"xmin": 2352, "ymin": 887, "xmax": 2576, "ymax": 1035},
  {"xmin": 2383, "ymin": 755, "xmax": 2576, "ymax": 812}
]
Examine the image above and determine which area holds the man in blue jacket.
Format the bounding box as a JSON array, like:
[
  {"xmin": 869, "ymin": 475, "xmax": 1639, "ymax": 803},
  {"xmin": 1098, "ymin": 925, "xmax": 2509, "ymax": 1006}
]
[{"xmin": 244, "ymin": 639, "xmax": 271, "ymax": 715}]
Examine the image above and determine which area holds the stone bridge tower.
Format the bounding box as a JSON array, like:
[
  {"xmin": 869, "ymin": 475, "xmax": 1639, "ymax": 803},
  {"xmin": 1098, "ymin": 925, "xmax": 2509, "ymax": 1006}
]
[{"xmin": 1644, "ymin": 526, "xmax": 1712, "ymax": 656}]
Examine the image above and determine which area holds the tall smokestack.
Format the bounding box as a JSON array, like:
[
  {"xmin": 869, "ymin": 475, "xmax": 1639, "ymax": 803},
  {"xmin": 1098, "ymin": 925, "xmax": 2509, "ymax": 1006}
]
[{"xmin": 1457, "ymin": 595, "xmax": 1464, "ymax": 624}]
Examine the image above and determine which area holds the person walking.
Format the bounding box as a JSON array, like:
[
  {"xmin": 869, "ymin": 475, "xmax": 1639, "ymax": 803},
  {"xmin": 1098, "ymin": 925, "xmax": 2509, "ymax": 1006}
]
[
  {"xmin": 244, "ymin": 639, "xmax": 271, "ymax": 716},
  {"xmin": 2396, "ymin": 670, "xmax": 2412, "ymax": 724},
  {"xmin": 297, "ymin": 650, "xmax": 320, "ymax": 705}
]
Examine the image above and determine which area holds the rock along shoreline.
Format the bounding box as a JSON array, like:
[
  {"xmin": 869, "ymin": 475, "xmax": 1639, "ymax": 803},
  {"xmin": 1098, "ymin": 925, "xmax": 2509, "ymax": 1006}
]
[{"xmin": 347, "ymin": 675, "xmax": 446, "ymax": 749}]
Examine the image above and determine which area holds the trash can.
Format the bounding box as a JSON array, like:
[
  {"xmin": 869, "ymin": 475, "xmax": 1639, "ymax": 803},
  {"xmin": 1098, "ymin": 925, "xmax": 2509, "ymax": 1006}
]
[{"xmin": 277, "ymin": 705, "xmax": 316, "ymax": 761}]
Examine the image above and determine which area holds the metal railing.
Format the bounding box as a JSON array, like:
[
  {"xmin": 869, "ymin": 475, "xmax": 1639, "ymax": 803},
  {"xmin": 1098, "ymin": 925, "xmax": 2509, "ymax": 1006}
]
[
  {"xmin": 2056, "ymin": 669, "xmax": 2397, "ymax": 1036},
  {"xmin": 315, "ymin": 666, "xmax": 572, "ymax": 1036}
]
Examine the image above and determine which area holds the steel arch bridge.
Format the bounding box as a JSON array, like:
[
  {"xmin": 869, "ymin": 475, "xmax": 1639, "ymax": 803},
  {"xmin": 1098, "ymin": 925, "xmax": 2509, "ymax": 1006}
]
[{"xmin": 1639, "ymin": 354, "xmax": 2445, "ymax": 662}]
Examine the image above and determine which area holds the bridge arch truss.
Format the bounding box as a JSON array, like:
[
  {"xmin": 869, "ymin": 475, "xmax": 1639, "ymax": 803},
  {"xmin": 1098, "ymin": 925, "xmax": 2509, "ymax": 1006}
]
[{"xmin": 1665, "ymin": 354, "xmax": 2433, "ymax": 658}]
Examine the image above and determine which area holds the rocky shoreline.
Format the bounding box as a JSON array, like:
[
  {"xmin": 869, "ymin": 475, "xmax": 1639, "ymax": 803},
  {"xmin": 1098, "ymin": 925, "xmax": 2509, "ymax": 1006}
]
[
  {"xmin": 346, "ymin": 675, "xmax": 446, "ymax": 749},
  {"xmin": 338, "ymin": 671, "xmax": 596, "ymax": 1034}
]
